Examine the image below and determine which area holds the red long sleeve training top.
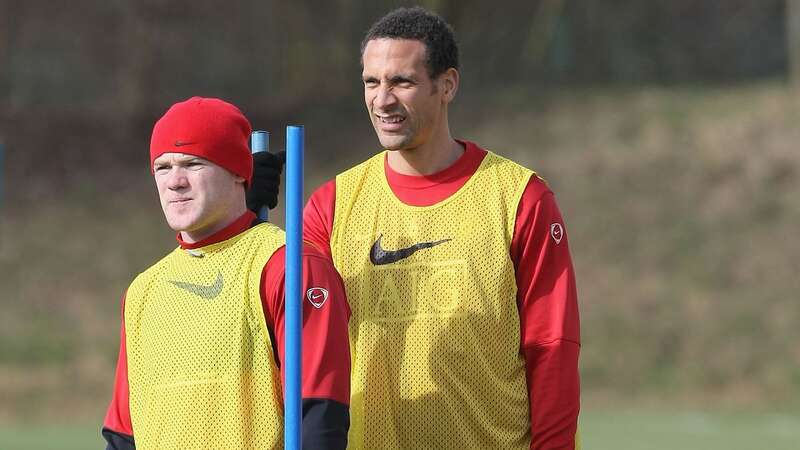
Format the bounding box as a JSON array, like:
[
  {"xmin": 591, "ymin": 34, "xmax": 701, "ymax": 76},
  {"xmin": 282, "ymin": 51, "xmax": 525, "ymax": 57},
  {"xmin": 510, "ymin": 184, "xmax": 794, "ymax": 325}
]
[{"xmin": 303, "ymin": 141, "xmax": 580, "ymax": 450}]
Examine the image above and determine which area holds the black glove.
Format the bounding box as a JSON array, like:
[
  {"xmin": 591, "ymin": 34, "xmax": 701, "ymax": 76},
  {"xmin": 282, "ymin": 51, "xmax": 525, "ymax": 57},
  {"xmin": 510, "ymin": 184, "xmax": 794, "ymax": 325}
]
[{"xmin": 247, "ymin": 150, "xmax": 286, "ymax": 212}]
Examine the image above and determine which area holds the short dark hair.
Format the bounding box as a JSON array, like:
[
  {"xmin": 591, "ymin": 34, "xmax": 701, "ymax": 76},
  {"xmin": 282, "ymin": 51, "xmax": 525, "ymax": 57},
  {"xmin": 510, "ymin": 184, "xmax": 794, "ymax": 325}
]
[{"xmin": 361, "ymin": 6, "xmax": 459, "ymax": 78}]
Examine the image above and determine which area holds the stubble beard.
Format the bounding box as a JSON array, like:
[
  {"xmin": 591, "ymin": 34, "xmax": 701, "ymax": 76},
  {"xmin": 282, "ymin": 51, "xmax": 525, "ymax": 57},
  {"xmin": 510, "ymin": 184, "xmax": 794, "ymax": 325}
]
[{"xmin": 374, "ymin": 120, "xmax": 417, "ymax": 152}]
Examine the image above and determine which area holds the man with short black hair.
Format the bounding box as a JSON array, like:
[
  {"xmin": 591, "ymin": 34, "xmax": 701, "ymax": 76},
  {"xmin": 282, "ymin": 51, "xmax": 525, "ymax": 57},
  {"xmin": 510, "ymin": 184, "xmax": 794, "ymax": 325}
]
[{"xmin": 251, "ymin": 7, "xmax": 581, "ymax": 449}]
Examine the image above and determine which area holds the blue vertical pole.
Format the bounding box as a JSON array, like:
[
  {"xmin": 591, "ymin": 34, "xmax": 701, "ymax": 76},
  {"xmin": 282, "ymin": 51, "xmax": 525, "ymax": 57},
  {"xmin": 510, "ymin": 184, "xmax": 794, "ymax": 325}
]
[
  {"xmin": 250, "ymin": 131, "xmax": 270, "ymax": 221},
  {"xmin": 285, "ymin": 125, "xmax": 304, "ymax": 450}
]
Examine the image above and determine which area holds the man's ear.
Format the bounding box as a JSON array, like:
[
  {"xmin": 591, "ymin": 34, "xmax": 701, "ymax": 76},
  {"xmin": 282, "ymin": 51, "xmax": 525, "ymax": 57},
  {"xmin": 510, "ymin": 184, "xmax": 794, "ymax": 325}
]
[{"xmin": 441, "ymin": 68, "xmax": 459, "ymax": 103}]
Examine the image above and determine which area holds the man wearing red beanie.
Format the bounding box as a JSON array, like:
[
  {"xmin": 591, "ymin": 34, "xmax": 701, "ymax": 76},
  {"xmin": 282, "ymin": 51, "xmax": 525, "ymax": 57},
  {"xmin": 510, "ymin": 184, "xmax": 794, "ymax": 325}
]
[{"xmin": 102, "ymin": 97, "xmax": 351, "ymax": 450}]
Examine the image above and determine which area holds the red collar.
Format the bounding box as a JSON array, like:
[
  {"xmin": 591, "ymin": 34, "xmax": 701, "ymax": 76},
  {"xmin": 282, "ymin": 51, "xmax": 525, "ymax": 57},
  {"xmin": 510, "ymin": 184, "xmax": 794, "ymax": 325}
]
[
  {"xmin": 384, "ymin": 140, "xmax": 486, "ymax": 190},
  {"xmin": 382, "ymin": 140, "xmax": 487, "ymax": 207},
  {"xmin": 177, "ymin": 210, "xmax": 257, "ymax": 249}
]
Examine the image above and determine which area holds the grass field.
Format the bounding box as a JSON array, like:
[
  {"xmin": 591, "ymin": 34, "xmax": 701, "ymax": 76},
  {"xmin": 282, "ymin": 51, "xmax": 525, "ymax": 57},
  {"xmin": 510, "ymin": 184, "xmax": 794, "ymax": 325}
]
[
  {"xmin": 1, "ymin": 410, "xmax": 798, "ymax": 450},
  {"xmin": 581, "ymin": 410, "xmax": 800, "ymax": 450}
]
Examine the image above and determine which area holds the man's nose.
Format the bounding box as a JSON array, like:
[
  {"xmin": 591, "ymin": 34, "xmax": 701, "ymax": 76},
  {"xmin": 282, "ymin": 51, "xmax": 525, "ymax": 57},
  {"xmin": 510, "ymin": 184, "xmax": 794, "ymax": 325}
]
[
  {"xmin": 374, "ymin": 85, "xmax": 397, "ymax": 110},
  {"xmin": 166, "ymin": 168, "xmax": 189, "ymax": 190}
]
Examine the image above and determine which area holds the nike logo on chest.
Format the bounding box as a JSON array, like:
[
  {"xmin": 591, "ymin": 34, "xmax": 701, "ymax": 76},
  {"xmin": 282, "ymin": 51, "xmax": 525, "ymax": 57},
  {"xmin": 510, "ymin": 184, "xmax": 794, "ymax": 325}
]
[
  {"xmin": 168, "ymin": 271, "xmax": 224, "ymax": 299},
  {"xmin": 370, "ymin": 235, "xmax": 452, "ymax": 265}
]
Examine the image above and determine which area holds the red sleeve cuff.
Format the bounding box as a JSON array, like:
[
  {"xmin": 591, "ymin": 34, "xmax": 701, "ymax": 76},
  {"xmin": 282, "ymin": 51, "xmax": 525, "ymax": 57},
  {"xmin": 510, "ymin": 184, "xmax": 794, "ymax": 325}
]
[{"xmin": 524, "ymin": 340, "xmax": 580, "ymax": 450}]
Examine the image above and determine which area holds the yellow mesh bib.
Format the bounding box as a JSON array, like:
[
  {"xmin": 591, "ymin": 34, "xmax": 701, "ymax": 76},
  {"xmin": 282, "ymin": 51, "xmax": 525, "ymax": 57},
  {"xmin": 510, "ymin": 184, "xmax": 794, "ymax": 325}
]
[
  {"xmin": 125, "ymin": 223, "xmax": 285, "ymax": 450},
  {"xmin": 332, "ymin": 151, "xmax": 535, "ymax": 449}
]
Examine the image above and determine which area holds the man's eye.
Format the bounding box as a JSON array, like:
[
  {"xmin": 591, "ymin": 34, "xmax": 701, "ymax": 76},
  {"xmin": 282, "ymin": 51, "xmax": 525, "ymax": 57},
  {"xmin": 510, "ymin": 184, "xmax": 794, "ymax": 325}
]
[{"xmin": 154, "ymin": 165, "xmax": 169, "ymax": 172}]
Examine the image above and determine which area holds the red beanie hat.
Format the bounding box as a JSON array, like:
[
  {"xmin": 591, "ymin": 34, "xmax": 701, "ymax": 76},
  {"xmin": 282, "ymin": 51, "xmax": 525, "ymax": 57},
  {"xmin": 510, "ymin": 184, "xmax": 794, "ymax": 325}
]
[{"xmin": 150, "ymin": 96, "xmax": 253, "ymax": 186}]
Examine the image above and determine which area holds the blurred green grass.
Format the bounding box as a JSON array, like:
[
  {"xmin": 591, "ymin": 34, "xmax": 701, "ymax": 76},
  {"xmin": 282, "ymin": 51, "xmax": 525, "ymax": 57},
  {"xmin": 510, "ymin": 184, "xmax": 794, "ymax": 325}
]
[
  {"xmin": 0, "ymin": 424, "xmax": 102, "ymax": 450},
  {"xmin": 581, "ymin": 410, "xmax": 800, "ymax": 450},
  {"xmin": 2, "ymin": 410, "xmax": 798, "ymax": 450}
]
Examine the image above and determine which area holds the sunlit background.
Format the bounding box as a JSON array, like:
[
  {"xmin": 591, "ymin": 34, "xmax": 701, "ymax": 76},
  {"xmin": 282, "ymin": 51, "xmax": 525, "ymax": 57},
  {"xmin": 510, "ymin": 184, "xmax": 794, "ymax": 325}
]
[{"xmin": 1, "ymin": 1, "xmax": 799, "ymax": 449}]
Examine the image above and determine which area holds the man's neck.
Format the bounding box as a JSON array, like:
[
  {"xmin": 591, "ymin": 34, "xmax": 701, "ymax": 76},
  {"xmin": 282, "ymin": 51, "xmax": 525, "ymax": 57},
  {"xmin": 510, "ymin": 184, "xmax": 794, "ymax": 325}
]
[
  {"xmin": 179, "ymin": 204, "xmax": 247, "ymax": 244},
  {"xmin": 387, "ymin": 133, "xmax": 464, "ymax": 176}
]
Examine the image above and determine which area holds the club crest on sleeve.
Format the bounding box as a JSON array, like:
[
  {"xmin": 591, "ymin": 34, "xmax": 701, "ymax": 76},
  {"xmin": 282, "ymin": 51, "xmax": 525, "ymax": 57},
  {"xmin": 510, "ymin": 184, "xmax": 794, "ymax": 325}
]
[
  {"xmin": 550, "ymin": 223, "xmax": 564, "ymax": 244},
  {"xmin": 306, "ymin": 287, "xmax": 329, "ymax": 308}
]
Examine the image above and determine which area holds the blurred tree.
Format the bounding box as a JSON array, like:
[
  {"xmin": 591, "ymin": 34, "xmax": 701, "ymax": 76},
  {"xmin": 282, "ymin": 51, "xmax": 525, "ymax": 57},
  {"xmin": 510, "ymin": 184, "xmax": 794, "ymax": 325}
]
[
  {"xmin": 521, "ymin": 0, "xmax": 567, "ymax": 72},
  {"xmin": 0, "ymin": 1, "xmax": 10, "ymax": 106},
  {"xmin": 0, "ymin": 0, "xmax": 790, "ymax": 174},
  {"xmin": 788, "ymin": 0, "xmax": 800, "ymax": 81},
  {"xmin": 560, "ymin": 0, "xmax": 785, "ymax": 83},
  {"xmin": 0, "ymin": 0, "xmax": 789, "ymax": 114},
  {"xmin": 116, "ymin": 1, "xmax": 158, "ymax": 120}
]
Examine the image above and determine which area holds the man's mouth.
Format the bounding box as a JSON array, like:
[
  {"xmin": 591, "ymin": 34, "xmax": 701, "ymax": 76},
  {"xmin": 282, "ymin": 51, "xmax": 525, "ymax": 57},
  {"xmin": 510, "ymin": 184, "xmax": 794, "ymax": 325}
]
[
  {"xmin": 377, "ymin": 114, "xmax": 405, "ymax": 124},
  {"xmin": 375, "ymin": 113, "xmax": 406, "ymax": 132}
]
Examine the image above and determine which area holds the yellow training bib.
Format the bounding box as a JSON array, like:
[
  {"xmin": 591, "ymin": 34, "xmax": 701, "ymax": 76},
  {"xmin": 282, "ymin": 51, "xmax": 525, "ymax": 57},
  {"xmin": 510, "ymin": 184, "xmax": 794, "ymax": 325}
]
[
  {"xmin": 332, "ymin": 151, "xmax": 534, "ymax": 449},
  {"xmin": 125, "ymin": 223, "xmax": 285, "ymax": 450}
]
